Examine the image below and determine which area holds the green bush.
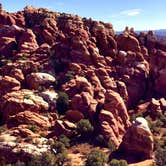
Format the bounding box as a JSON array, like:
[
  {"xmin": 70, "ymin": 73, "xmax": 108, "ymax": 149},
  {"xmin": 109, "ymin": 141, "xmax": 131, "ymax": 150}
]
[
  {"xmin": 56, "ymin": 92, "xmax": 69, "ymax": 115},
  {"xmin": 108, "ymin": 139, "xmax": 117, "ymax": 153},
  {"xmin": 54, "ymin": 60, "xmax": 65, "ymax": 73},
  {"xmin": 109, "ymin": 159, "xmax": 128, "ymax": 166},
  {"xmin": 77, "ymin": 119, "xmax": 94, "ymax": 137},
  {"xmin": 65, "ymin": 71, "xmax": 74, "ymax": 82},
  {"xmin": 86, "ymin": 149, "xmax": 107, "ymax": 166},
  {"xmin": 27, "ymin": 123, "xmax": 39, "ymax": 133},
  {"xmin": 155, "ymin": 148, "xmax": 166, "ymax": 166},
  {"xmin": 55, "ymin": 152, "xmax": 69, "ymax": 166},
  {"xmin": 51, "ymin": 141, "xmax": 66, "ymax": 154},
  {"xmin": 28, "ymin": 152, "xmax": 56, "ymax": 166},
  {"xmin": 95, "ymin": 134, "xmax": 107, "ymax": 146},
  {"xmin": 58, "ymin": 135, "xmax": 70, "ymax": 148}
]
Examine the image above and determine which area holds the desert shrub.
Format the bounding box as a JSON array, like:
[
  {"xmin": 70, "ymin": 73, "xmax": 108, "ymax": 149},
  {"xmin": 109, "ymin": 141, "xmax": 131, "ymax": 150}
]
[
  {"xmin": 55, "ymin": 152, "xmax": 69, "ymax": 166},
  {"xmin": 28, "ymin": 152, "xmax": 56, "ymax": 166},
  {"xmin": 86, "ymin": 149, "xmax": 107, "ymax": 166},
  {"xmin": 119, "ymin": 160, "xmax": 128, "ymax": 166},
  {"xmin": 53, "ymin": 60, "xmax": 65, "ymax": 73},
  {"xmin": 77, "ymin": 119, "xmax": 94, "ymax": 137},
  {"xmin": 51, "ymin": 141, "xmax": 66, "ymax": 154},
  {"xmin": 56, "ymin": 92, "xmax": 69, "ymax": 115},
  {"xmin": 108, "ymin": 139, "xmax": 117, "ymax": 153},
  {"xmin": 58, "ymin": 135, "xmax": 70, "ymax": 148},
  {"xmin": 65, "ymin": 71, "xmax": 74, "ymax": 82},
  {"xmin": 109, "ymin": 159, "xmax": 128, "ymax": 166},
  {"xmin": 95, "ymin": 134, "xmax": 107, "ymax": 146},
  {"xmin": 130, "ymin": 112, "xmax": 143, "ymax": 122},
  {"xmin": 155, "ymin": 148, "xmax": 166, "ymax": 166},
  {"xmin": 158, "ymin": 113, "xmax": 166, "ymax": 125},
  {"xmin": 28, "ymin": 123, "xmax": 39, "ymax": 133}
]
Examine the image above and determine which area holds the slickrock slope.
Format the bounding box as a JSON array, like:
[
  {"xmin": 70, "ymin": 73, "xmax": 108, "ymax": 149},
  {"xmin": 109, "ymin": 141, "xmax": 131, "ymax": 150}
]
[{"xmin": 0, "ymin": 4, "xmax": 166, "ymax": 164}]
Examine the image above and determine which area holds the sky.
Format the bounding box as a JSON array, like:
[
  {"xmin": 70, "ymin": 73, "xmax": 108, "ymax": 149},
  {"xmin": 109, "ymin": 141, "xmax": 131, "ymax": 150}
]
[{"xmin": 0, "ymin": 0, "xmax": 166, "ymax": 31}]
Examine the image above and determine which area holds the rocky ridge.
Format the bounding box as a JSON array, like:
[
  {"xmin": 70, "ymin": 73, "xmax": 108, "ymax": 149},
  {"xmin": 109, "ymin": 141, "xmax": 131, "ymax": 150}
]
[{"xmin": 0, "ymin": 4, "xmax": 166, "ymax": 164}]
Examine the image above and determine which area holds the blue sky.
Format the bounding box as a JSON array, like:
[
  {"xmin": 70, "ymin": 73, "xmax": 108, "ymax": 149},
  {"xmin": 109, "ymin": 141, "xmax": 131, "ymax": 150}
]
[{"xmin": 1, "ymin": 0, "xmax": 166, "ymax": 31}]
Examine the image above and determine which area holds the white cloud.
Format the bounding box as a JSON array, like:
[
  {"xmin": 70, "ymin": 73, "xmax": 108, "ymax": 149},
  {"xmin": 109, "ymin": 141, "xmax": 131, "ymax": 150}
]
[{"xmin": 120, "ymin": 9, "xmax": 142, "ymax": 16}]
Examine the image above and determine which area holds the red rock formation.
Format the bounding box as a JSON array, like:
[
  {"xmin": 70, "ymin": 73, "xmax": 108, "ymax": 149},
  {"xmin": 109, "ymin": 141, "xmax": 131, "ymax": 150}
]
[
  {"xmin": 0, "ymin": 76, "xmax": 21, "ymax": 94},
  {"xmin": 0, "ymin": 90, "xmax": 49, "ymax": 121},
  {"xmin": 0, "ymin": 5, "xmax": 166, "ymax": 162},
  {"xmin": 120, "ymin": 117, "xmax": 154, "ymax": 159}
]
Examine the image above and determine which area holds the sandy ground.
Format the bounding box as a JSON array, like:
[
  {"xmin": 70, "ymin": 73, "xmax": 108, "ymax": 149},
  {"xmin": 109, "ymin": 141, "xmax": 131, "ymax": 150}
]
[{"xmin": 66, "ymin": 143, "xmax": 154, "ymax": 166}]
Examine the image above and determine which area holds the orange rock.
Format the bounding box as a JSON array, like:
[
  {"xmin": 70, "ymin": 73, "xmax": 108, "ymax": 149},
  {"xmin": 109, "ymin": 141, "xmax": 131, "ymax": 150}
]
[
  {"xmin": 116, "ymin": 33, "xmax": 140, "ymax": 52},
  {"xmin": 0, "ymin": 89, "xmax": 49, "ymax": 121},
  {"xmin": 120, "ymin": 117, "xmax": 154, "ymax": 159},
  {"xmin": 65, "ymin": 110, "xmax": 84, "ymax": 122},
  {"xmin": 7, "ymin": 111, "xmax": 51, "ymax": 129},
  {"xmin": 0, "ymin": 76, "xmax": 20, "ymax": 94},
  {"xmin": 9, "ymin": 68, "xmax": 24, "ymax": 82}
]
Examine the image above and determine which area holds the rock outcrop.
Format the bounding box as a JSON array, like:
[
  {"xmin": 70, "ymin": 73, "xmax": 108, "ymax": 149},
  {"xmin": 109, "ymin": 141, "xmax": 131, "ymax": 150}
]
[
  {"xmin": 26, "ymin": 72, "xmax": 56, "ymax": 90},
  {"xmin": 0, "ymin": 89, "xmax": 49, "ymax": 121},
  {"xmin": 0, "ymin": 4, "xmax": 165, "ymax": 163},
  {"xmin": 120, "ymin": 117, "xmax": 154, "ymax": 159}
]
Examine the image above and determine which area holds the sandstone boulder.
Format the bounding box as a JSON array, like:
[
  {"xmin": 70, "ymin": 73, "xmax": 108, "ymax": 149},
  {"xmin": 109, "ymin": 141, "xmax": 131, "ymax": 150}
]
[
  {"xmin": 120, "ymin": 117, "xmax": 154, "ymax": 159},
  {"xmin": 99, "ymin": 90, "xmax": 130, "ymax": 147},
  {"xmin": 18, "ymin": 29, "xmax": 38, "ymax": 53},
  {"xmin": 0, "ymin": 37, "xmax": 17, "ymax": 56},
  {"xmin": 26, "ymin": 72, "xmax": 56, "ymax": 90},
  {"xmin": 9, "ymin": 68, "xmax": 25, "ymax": 82},
  {"xmin": 7, "ymin": 111, "xmax": 51, "ymax": 129},
  {"xmin": 65, "ymin": 110, "xmax": 84, "ymax": 122},
  {"xmin": 0, "ymin": 89, "xmax": 49, "ymax": 121},
  {"xmin": 0, "ymin": 76, "xmax": 21, "ymax": 94},
  {"xmin": 116, "ymin": 34, "xmax": 140, "ymax": 52}
]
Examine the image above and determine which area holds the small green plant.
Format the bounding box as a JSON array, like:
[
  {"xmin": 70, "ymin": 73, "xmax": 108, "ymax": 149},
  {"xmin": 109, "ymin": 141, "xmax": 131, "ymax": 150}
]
[
  {"xmin": 155, "ymin": 148, "xmax": 166, "ymax": 166},
  {"xmin": 53, "ymin": 60, "xmax": 65, "ymax": 73},
  {"xmin": 107, "ymin": 139, "xmax": 117, "ymax": 153},
  {"xmin": 86, "ymin": 149, "xmax": 107, "ymax": 166},
  {"xmin": 56, "ymin": 92, "xmax": 69, "ymax": 115},
  {"xmin": 77, "ymin": 119, "xmax": 94, "ymax": 138},
  {"xmin": 28, "ymin": 123, "xmax": 39, "ymax": 133},
  {"xmin": 95, "ymin": 134, "xmax": 107, "ymax": 147},
  {"xmin": 65, "ymin": 71, "xmax": 74, "ymax": 82},
  {"xmin": 55, "ymin": 152, "xmax": 70, "ymax": 166},
  {"xmin": 109, "ymin": 159, "xmax": 128, "ymax": 166},
  {"xmin": 40, "ymin": 133, "xmax": 47, "ymax": 138},
  {"xmin": 51, "ymin": 141, "xmax": 66, "ymax": 154},
  {"xmin": 58, "ymin": 135, "xmax": 70, "ymax": 148},
  {"xmin": 28, "ymin": 152, "xmax": 56, "ymax": 166},
  {"xmin": 130, "ymin": 112, "xmax": 143, "ymax": 122}
]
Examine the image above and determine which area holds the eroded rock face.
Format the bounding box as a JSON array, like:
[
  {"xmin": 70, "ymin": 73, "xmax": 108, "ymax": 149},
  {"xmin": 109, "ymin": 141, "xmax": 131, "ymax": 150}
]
[
  {"xmin": 120, "ymin": 117, "xmax": 154, "ymax": 159},
  {"xmin": 0, "ymin": 5, "xmax": 166, "ymax": 162},
  {"xmin": 0, "ymin": 76, "xmax": 21, "ymax": 94},
  {"xmin": 116, "ymin": 34, "xmax": 140, "ymax": 52},
  {"xmin": 0, "ymin": 89, "xmax": 49, "ymax": 121},
  {"xmin": 99, "ymin": 90, "xmax": 130, "ymax": 146},
  {"xmin": 7, "ymin": 111, "xmax": 51, "ymax": 129}
]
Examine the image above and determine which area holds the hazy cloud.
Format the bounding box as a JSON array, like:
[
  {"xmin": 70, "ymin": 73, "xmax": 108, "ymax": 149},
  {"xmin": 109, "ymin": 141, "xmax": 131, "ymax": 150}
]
[{"xmin": 120, "ymin": 9, "xmax": 142, "ymax": 16}]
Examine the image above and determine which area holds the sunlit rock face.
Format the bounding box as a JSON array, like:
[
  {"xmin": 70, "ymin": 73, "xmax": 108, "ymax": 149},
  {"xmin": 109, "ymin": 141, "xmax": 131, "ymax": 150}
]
[
  {"xmin": 0, "ymin": 3, "xmax": 166, "ymax": 163},
  {"xmin": 120, "ymin": 117, "xmax": 154, "ymax": 159}
]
